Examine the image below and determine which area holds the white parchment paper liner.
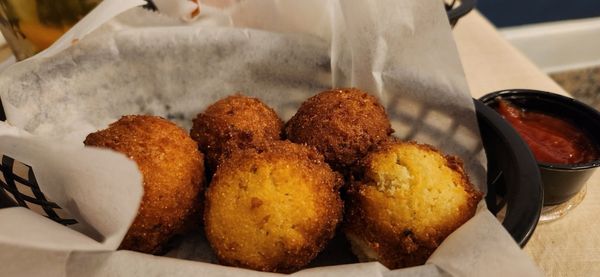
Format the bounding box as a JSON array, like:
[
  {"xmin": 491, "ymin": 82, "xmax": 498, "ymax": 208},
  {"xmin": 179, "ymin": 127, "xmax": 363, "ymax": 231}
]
[{"xmin": 0, "ymin": 0, "xmax": 541, "ymax": 276}]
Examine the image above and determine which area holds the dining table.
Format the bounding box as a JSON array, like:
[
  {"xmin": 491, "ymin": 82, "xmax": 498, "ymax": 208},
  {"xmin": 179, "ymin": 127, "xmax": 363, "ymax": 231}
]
[{"xmin": 455, "ymin": 10, "xmax": 600, "ymax": 276}]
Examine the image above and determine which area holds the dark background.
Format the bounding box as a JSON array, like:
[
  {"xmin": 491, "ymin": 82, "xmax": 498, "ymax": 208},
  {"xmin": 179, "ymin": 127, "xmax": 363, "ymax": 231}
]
[{"xmin": 478, "ymin": 0, "xmax": 600, "ymax": 27}]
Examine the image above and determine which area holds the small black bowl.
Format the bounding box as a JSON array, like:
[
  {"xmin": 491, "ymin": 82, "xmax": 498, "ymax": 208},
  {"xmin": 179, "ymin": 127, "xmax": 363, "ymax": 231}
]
[
  {"xmin": 474, "ymin": 99, "xmax": 543, "ymax": 246},
  {"xmin": 480, "ymin": 89, "xmax": 600, "ymax": 206}
]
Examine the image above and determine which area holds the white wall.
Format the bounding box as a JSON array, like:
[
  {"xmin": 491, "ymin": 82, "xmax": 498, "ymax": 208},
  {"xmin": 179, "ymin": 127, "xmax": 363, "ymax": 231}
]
[{"xmin": 501, "ymin": 17, "xmax": 600, "ymax": 73}]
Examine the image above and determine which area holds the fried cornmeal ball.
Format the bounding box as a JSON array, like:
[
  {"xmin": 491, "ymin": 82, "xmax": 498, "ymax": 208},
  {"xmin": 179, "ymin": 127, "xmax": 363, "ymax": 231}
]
[
  {"xmin": 285, "ymin": 88, "xmax": 393, "ymax": 172},
  {"xmin": 344, "ymin": 140, "xmax": 482, "ymax": 269},
  {"xmin": 204, "ymin": 141, "xmax": 343, "ymax": 273},
  {"xmin": 84, "ymin": 115, "xmax": 205, "ymax": 254},
  {"xmin": 190, "ymin": 94, "xmax": 283, "ymax": 172}
]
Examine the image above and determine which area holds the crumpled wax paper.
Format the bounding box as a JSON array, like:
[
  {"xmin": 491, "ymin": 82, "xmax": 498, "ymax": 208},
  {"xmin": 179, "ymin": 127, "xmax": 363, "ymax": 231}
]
[{"xmin": 0, "ymin": 0, "xmax": 541, "ymax": 276}]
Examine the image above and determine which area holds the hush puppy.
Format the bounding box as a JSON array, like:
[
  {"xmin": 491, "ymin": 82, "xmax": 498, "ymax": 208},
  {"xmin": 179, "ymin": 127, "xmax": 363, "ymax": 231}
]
[
  {"xmin": 190, "ymin": 95, "xmax": 283, "ymax": 172},
  {"xmin": 285, "ymin": 88, "xmax": 393, "ymax": 172},
  {"xmin": 84, "ymin": 115, "xmax": 205, "ymax": 254},
  {"xmin": 204, "ymin": 141, "xmax": 343, "ymax": 273},
  {"xmin": 344, "ymin": 140, "xmax": 482, "ymax": 269}
]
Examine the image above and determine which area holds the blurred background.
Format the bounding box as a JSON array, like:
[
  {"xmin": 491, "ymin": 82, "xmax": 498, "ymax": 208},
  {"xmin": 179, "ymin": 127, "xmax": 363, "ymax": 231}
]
[
  {"xmin": 0, "ymin": 0, "xmax": 101, "ymax": 60},
  {"xmin": 479, "ymin": 0, "xmax": 600, "ymax": 109},
  {"xmin": 479, "ymin": 0, "xmax": 600, "ymax": 27}
]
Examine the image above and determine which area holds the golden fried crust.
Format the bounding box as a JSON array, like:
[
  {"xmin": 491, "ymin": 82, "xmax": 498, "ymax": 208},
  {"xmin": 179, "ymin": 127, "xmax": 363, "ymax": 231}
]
[
  {"xmin": 285, "ymin": 88, "xmax": 393, "ymax": 172},
  {"xmin": 204, "ymin": 141, "xmax": 343, "ymax": 273},
  {"xmin": 84, "ymin": 115, "xmax": 205, "ymax": 254},
  {"xmin": 190, "ymin": 95, "xmax": 283, "ymax": 173},
  {"xmin": 344, "ymin": 140, "xmax": 482, "ymax": 269}
]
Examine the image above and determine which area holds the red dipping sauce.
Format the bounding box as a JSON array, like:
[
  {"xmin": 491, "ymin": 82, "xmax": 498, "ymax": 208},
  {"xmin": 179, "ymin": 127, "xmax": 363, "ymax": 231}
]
[{"xmin": 496, "ymin": 100, "xmax": 600, "ymax": 164}]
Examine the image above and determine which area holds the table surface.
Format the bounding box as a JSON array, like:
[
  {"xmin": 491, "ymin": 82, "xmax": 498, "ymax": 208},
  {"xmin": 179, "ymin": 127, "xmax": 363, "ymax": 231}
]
[{"xmin": 455, "ymin": 11, "xmax": 600, "ymax": 277}]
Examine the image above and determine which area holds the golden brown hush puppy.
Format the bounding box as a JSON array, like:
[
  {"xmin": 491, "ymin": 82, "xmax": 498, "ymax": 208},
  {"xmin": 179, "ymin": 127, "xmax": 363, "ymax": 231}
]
[
  {"xmin": 204, "ymin": 140, "xmax": 343, "ymax": 273},
  {"xmin": 84, "ymin": 115, "xmax": 205, "ymax": 254},
  {"xmin": 190, "ymin": 95, "xmax": 283, "ymax": 172},
  {"xmin": 285, "ymin": 88, "xmax": 393, "ymax": 172},
  {"xmin": 344, "ymin": 140, "xmax": 482, "ymax": 269}
]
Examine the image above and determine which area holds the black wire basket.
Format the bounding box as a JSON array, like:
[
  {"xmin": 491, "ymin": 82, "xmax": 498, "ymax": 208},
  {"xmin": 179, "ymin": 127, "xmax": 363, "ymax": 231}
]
[
  {"xmin": 446, "ymin": 0, "xmax": 477, "ymax": 27},
  {"xmin": 0, "ymin": 0, "xmax": 541, "ymax": 252},
  {"xmin": 0, "ymin": 98, "xmax": 543, "ymax": 247},
  {"xmin": 143, "ymin": 0, "xmax": 477, "ymax": 27}
]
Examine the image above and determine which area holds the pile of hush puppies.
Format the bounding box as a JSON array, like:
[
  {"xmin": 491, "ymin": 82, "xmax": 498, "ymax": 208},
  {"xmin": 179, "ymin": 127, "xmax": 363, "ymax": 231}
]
[{"xmin": 84, "ymin": 88, "xmax": 482, "ymax": 273}]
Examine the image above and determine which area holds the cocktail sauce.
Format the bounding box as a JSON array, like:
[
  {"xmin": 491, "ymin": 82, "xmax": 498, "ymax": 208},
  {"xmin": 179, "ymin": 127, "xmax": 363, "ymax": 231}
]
[{"xmin": 496, "ymin": 100, "xmax": 600, "ymax": 164}]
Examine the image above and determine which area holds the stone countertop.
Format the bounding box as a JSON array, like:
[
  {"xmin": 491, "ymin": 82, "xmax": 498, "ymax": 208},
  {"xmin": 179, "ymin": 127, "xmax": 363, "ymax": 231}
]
[{"xmin": 551, "ymin": 67, "xmax": 600, "ymax": 110}]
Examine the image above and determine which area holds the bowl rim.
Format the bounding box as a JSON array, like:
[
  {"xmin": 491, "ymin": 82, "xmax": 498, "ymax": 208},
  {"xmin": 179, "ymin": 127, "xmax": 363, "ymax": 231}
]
[
  {"xmin": 474, "ymin": 98, "xmax": 543, "ymax": 247},
  {"xmin": 479, "ymin": 89, "xmax": 600, "ymax": 171}
]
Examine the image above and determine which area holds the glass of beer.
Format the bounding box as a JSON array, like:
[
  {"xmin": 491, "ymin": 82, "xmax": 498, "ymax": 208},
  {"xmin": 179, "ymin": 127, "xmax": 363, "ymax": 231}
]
[{"xmin": 0, "ymin": 0, "xmax": 101, "ymax": 60}]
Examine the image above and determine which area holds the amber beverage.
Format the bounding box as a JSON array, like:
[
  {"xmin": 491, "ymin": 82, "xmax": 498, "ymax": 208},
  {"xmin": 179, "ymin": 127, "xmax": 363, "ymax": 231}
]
[{"xmin": 0, "ymin": 0, "xmax": 100, "ymax": 60}]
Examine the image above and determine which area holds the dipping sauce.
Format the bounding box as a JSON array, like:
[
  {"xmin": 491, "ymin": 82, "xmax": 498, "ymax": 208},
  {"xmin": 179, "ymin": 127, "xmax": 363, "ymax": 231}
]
[{"xmin": 496, "ymin": 100, "xmax": 600, "ymax": 164}]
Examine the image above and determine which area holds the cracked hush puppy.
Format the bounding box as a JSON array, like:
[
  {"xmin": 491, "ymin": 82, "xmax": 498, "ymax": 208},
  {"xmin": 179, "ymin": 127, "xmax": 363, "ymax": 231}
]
[
  {"xmin": 344, "ymin": 140, "xmax": 482, "ymax": 269},
  {"xmin": 285, "ymin": 88, "xmax": 393, "ymax": 172},
  {"xmin": 84, "ymin": 115, "xmax": 205, "ymax": 254},
  {"xmin": 204, "ymin": 141, "xmax": 343, "ymax": 273},
  {"xmin": 190, "ymin": 95, "xmax": 283, "ymax": 172}
]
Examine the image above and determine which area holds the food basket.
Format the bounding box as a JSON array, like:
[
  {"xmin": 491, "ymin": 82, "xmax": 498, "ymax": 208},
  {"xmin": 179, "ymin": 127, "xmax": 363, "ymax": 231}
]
[
  {"xmin": 0, "ymin": 99, "xmax": 543, "ymax": 247},
  {"xmin": 0, "ymin": 1, "xmax": 544, "ymax": 276}
]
